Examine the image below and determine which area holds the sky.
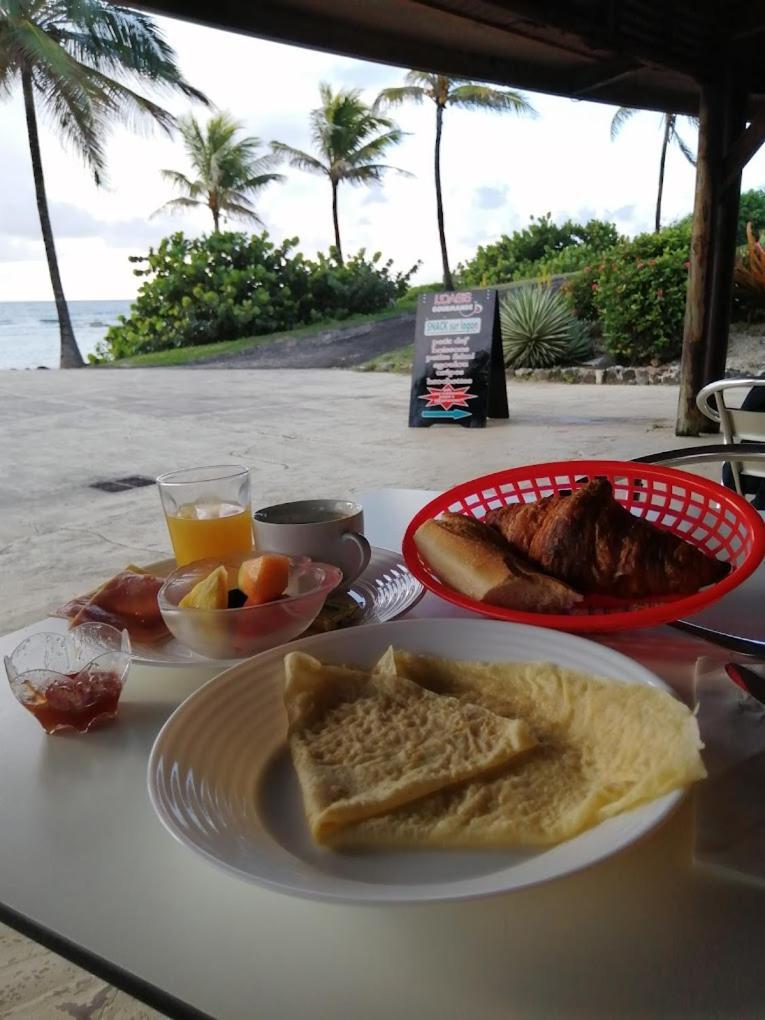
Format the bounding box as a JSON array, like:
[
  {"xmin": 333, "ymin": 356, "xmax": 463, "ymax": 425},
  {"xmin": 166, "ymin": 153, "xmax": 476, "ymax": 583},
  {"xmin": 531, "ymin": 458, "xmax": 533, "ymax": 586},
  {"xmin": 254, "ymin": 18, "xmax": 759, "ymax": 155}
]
[{"xmin": 3, "ymin": 15, "xmax": 765, "ymax": 301}]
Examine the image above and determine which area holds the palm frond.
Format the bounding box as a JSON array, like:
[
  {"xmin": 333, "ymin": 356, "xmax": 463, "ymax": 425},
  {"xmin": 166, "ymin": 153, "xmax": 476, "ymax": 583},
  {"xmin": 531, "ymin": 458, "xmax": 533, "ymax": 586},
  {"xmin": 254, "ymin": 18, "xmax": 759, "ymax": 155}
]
[
  {"xmin": 374, "ymin": 85, "xmax": 426, "ymax": 110},
  {"xmin": 670, "ymin": 123, "xmax": 697, "ymax": 165},
  {"xmin": 349, "ymin": 129, "xmax": 406, "ymax": 165},
  {"xmin": 238, "ymin": 171, "xmax": 286, "ymax": 189},
  {"xmin": 270, "ymin": 141, "xmax": 328, "ymax": 176},
  {"xmin": 610, "ymin": 106, "xmax": 637, "ymax": 140},
  {"xmin": 447, "ymin": 83, "xmax": 537, "ymax": 117},
  {"xmin": 219, "ymin": 201, "xmax": 263, "ymax": 226},
  {"xmin": 343, "ymin": 162, "xmax": 413, "ymax": 184},
  {"xmin": 151, "ymin": 196, "xmax": 203, "ymax": 218},
  {"xmin": 404, "ymin": 69, "xmax": 438, "ymax": 92}
]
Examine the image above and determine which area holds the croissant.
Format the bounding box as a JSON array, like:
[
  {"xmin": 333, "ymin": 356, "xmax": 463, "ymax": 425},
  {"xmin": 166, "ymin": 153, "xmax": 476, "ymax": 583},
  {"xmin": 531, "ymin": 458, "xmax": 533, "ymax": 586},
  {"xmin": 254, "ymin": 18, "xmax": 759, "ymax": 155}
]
[{"xmin": 485, "ymin": 478, "xmax": 730, "ymax": 598}]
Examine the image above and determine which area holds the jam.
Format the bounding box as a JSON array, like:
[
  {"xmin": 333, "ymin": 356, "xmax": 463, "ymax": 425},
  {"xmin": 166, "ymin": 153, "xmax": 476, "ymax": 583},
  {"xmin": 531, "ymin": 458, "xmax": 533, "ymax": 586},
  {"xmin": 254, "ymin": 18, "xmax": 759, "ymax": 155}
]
[{"xmin": 22, "ymin": 669, "xmax": 123, "ymax": 733}]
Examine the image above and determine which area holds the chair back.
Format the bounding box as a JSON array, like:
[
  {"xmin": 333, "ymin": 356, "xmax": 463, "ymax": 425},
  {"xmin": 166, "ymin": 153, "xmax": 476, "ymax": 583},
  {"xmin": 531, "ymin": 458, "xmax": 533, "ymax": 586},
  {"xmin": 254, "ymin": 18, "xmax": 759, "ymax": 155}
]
[{"xmin": 696, "ymin": 379, "xmax": 765, "ymax": 490}]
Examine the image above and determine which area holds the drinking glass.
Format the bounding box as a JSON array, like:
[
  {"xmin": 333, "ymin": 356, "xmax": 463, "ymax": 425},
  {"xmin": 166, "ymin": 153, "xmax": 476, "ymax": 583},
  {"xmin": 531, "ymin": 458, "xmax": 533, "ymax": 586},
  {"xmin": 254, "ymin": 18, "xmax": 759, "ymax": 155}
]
[{"xmin": 157, "ymin": 465, "xmax": 253, "ymax": 566}]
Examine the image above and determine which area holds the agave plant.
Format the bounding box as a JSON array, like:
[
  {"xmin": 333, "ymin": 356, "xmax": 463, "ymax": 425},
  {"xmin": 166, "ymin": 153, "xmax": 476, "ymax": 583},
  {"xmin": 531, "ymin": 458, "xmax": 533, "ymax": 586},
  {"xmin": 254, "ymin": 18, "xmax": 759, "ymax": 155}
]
[
  {"xmin": 499, "ymin": 286, "xmax": 573, "ymax": 368},
  {"xmin": 565, "ymin": 317, "xmax": 594, "ymax": 363}
]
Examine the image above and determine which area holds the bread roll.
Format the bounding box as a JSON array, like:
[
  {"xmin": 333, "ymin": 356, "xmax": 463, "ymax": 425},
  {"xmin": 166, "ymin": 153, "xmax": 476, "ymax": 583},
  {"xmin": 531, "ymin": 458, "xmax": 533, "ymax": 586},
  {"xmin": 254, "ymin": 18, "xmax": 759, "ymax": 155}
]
[{"xmin": 414, "ymin": 513, "xmax": 582, "ymax": 613}]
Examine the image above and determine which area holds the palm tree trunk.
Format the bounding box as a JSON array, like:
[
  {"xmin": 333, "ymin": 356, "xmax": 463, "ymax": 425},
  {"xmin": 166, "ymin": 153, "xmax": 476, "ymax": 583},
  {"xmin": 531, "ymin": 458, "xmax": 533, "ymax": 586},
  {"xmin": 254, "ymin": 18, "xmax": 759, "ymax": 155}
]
[
  {"xmin": 331, "ymin": 180, "xmax": 343, "ymax": 264},
  {"xmin": 434, "ymin": 102, "xmax": 453, "ymax": 290},
  {"xmin": 212, "ymin": 206, "xmax": 220, "ymax": 232},
  {"xmin": 21, "ymin": 67, "xmax": 83, "ymax": 369},
  {"xmin": 655, "ymin": 114, "xmax": 672, "ymax": 233}
]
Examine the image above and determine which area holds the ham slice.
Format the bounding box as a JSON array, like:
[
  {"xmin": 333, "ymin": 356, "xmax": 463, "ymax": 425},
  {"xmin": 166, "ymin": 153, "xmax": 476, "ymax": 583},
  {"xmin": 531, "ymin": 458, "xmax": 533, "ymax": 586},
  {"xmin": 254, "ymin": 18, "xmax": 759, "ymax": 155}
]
[{"xmin": 56, "ymin": 570, "xmax": 170, "ymax": 645}]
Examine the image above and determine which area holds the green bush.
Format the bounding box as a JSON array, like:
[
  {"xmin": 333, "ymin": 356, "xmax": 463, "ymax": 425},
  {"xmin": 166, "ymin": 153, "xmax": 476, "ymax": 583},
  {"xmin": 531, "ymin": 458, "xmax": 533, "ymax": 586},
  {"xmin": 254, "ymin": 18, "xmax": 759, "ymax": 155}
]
[
  {"xmin": 593, "ymin": 241, "xmax": 690, "ymax": 364},
  {"xmin": 300, "ymin": 249, "xmax": 418, "ymax": 320},
  {"xmin": 737, "ymin": 189, "xmax": 765, "ymax": 244},
  {"xmin": 561, "ymin": 221, "xmax": 692, "ymax": 353},
  {"xmin": 96, "ymin": 232, "xmax": 417, "ymax": 360},
  {"xmin": 457, "ymin": 213, "xmax": 622, "ymax": 286},
  {"xmin": 560, "ymin": 264, "xmax": 601, "ymax": 324}
]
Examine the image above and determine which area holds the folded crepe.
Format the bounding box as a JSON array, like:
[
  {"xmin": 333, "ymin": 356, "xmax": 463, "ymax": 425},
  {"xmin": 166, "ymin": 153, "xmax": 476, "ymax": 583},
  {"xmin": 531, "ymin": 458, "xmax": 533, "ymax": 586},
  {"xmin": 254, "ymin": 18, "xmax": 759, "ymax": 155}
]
[
  {"xmin": 326, "ymin": 648, "xmax": 706, "ymax": 849},
  {"xmin": 283, "ymin": 651, "xmax": 536, "ymax": 843}
]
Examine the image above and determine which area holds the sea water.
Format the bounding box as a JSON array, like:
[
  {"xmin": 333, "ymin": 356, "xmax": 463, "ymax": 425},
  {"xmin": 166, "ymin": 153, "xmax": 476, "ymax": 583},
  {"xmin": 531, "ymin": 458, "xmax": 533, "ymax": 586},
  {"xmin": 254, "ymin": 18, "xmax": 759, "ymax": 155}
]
[{"xmin": 0, "ymin": 300, "xmax": 132, "ymax": 370}]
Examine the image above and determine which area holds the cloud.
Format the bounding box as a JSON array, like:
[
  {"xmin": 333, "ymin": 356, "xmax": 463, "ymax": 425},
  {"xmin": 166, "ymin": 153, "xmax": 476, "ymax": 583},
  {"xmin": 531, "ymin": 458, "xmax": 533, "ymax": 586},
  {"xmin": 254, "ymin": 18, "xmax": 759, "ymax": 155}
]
[
  {"xmin": 362, "ymin": 186, "xmax": 388, "ymax": 206},
  {"xmin": 330, "ymin": 59, "xmax": 403, "ymax": 91},
  {"xmin": 0, "ymin": 196, "xmax": 187, "ymax": 248},
  {"xmin": 0, "ymin": 236, "xmax": 41, "ymax": 263},
  {"xmin": 473, "ymin": 185, "xmax": 508, "ymax": 210}
]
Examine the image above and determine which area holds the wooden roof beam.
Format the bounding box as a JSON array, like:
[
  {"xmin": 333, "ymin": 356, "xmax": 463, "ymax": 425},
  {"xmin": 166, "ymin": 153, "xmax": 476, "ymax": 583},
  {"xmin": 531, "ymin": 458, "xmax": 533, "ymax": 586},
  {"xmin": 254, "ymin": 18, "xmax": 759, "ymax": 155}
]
[
  {"xmin": 567, "ymin": 57, "xmax": 642, "ymax": 97},
  {"xmin": 417, "ymin": 0, "xmax": 711, "ymax": 80},
  {"xmin": 721, "ymin": 111, "xmax": 765, "ymax": 191}
]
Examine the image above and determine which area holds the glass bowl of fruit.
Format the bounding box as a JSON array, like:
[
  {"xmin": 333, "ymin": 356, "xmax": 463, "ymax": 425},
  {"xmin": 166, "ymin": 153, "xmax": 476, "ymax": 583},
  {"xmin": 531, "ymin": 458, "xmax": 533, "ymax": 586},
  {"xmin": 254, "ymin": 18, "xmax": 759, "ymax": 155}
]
[{"xmin": 157, "ymin": 550, "xmax": 342, "ymax": 660}]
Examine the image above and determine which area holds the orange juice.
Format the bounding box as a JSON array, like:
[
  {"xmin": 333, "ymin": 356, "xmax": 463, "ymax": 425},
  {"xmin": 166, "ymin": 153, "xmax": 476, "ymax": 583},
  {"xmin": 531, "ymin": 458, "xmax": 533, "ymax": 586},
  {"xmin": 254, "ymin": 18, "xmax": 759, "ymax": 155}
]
[{"xmin": 166, "ymin": 501, "xmax": 253, "ymax": 566}]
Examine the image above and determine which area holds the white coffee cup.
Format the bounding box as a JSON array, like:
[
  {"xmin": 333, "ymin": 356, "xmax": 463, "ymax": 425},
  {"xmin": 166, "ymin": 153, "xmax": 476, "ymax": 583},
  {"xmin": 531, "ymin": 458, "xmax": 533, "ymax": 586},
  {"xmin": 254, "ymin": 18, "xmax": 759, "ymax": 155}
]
[{"xmin": 252, "ymin": 499, "xmax": 371, "ymax": 587}]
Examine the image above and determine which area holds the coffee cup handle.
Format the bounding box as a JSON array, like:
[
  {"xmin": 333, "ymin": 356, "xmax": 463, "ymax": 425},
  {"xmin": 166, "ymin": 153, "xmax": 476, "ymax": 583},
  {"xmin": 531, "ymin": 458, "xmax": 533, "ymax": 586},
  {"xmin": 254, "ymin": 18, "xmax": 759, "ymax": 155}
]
[{"xmin": 339, "ymin": 531, "xmax": 371, "ymax": 584}]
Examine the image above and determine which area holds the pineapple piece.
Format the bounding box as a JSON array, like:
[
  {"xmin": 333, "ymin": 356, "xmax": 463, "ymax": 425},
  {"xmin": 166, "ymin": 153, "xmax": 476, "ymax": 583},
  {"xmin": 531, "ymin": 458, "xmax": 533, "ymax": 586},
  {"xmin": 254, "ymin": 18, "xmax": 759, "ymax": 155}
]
[{"xmin": 179, "ymin": 565, "xmax": 228, "ymax": 610}]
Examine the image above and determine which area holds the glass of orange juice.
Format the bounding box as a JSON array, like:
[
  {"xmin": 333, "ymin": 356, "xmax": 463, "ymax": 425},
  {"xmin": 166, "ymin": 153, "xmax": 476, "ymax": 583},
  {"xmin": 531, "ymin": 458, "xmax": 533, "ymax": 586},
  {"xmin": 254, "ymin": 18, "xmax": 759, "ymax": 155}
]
[{"xmin": 157, "ymin": 465, "xmax": 253, "ymax": 566}]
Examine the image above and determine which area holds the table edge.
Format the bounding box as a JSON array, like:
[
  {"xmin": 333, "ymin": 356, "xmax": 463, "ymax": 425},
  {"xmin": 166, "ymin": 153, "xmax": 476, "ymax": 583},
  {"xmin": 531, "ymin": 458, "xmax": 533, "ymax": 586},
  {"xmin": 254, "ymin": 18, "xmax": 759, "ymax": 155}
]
[{"xmin": 0, "ymin": 898, "xmax": 213, "ymax": 1020}]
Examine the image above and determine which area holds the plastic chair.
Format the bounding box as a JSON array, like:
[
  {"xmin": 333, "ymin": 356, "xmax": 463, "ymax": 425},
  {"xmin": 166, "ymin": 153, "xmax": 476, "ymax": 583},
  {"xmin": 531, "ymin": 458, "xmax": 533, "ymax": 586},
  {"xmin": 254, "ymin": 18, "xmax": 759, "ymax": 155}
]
[{"xmin": 695, "ymin": 378, "xmax": 765, "ymax": 496}]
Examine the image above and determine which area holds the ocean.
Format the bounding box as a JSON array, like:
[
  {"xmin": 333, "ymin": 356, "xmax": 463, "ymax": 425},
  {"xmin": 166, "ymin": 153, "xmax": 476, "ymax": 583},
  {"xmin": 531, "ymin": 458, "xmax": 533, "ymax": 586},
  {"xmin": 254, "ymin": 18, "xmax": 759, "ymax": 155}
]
[{"xmin": 0, "ymin": 300, "xmax": 133, "ymax": 370}]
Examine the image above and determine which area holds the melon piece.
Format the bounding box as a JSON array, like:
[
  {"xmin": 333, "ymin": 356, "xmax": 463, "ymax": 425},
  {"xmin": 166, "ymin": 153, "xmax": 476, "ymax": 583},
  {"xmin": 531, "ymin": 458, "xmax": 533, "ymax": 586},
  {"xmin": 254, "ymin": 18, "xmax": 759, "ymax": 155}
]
[
  {"xmin": 179, "ymin": 565, "xmax": 228, "ymax": 610},
  {"xmin": 238, "ymin": 554, "xmax": 290, "ymax": 605}
]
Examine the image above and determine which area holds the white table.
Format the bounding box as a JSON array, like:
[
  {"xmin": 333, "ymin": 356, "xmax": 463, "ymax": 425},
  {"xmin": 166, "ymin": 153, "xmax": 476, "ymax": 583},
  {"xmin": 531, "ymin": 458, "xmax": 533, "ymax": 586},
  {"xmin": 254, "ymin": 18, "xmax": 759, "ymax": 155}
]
[{"xmin": 0, "ymin": 489, "xmax": 763, "ymax": 1020}]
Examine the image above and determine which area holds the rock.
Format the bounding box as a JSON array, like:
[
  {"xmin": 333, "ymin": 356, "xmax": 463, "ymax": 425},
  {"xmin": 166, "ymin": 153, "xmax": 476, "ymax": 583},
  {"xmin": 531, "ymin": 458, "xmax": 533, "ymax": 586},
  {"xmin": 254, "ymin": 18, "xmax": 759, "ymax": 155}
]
[{"xmin": 584, "ymin": 354, "xmax": 614, "ymax": 369}]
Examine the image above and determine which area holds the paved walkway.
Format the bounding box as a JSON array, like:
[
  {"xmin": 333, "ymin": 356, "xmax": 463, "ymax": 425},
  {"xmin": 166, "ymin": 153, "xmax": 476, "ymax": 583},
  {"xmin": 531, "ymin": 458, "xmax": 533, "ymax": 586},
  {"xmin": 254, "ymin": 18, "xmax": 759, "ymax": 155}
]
[
  {"xmin": 178, "ymin": 313, "xmax": 416, "ymax": 368},
  {"xmin": 0, "ymin": 368, "xmax": 712, "ymax": 634}
]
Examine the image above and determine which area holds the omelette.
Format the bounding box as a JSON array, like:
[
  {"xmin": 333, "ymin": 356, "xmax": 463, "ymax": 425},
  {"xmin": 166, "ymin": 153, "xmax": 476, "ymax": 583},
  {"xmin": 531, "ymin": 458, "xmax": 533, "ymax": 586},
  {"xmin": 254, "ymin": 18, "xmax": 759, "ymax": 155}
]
[
  {"xmin": 324, "ymin": 648, "xmax": 706, "ymax": 849},
  {"xmin": 283, "ymin": 651, "xmax": 536, "ymax": 842}
]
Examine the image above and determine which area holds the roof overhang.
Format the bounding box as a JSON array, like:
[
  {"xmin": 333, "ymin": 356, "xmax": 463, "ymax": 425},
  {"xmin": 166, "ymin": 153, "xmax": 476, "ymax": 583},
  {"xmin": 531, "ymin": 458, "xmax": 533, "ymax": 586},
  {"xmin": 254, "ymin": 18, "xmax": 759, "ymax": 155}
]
[{"xmin": 126, "ymin": 0, "xmax": 765, "ymax": 117}]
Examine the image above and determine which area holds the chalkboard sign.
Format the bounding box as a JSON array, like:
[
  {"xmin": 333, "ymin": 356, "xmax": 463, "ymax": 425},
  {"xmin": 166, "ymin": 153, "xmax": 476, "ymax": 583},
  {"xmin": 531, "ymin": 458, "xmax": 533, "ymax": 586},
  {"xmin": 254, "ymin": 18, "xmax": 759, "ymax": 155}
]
[{"xmin": 408, "ymin": 289, "xmax": 509, "ymax": 428}]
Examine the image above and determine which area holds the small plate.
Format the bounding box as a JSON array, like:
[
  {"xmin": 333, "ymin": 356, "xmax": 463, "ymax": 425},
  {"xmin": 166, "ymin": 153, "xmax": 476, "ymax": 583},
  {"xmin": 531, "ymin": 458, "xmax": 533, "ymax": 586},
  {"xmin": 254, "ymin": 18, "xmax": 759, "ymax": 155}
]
[
  {"xmin": 53, "ymin": 549, "xmax": 424, "ymax": 668},
  {"xmin": 147, "ymin": 618, "xmax": 684, "ymax": 904}
]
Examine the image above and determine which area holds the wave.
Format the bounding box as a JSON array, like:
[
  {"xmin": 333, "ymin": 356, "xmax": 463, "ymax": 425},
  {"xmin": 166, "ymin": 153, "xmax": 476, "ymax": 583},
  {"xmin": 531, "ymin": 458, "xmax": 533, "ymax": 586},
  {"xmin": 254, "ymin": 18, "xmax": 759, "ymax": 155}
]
[{"xmin": 39, "ymin": 318, "xmax": 59, "ymax": 323}]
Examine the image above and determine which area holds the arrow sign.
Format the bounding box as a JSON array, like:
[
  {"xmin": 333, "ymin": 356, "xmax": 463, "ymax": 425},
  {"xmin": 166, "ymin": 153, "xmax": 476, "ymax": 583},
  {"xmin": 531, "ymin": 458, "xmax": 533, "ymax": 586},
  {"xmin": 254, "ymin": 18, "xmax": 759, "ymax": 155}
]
[{"xmin": 421, "ymin": 409, "xmax": 472, "ymax": 420}]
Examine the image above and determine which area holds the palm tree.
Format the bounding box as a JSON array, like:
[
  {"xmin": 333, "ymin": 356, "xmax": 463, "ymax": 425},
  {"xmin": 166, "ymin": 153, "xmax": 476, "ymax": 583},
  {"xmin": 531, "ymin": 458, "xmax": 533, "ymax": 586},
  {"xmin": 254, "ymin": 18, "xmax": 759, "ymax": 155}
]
[
  {"xmin": 272, "ymin": 83, "xmax": 408, "ymax": 264},
  {"xmin": 156, "ymin": 113, "xmax": 284, "ymax": 232},
  {"xmin": 610, "ymin": 109, "xmax": 697, "ymax": 233},
  {"xmin": 0, "ymin": 0, "xmax": 207, "ymax": 368},
  {"xmin": 376, "ymin": 72, "xmax": 537, "ymax": 290}
]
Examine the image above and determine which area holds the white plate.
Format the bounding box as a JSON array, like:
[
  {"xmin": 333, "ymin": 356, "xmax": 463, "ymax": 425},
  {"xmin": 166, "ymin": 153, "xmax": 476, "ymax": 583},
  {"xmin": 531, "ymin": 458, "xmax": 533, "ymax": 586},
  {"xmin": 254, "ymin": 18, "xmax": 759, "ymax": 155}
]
[
  {"xmin": 48, "ymin": 549, "xmax": 424, "ymax": 668},
  {"xmin": 147, "ymin": 618, "xmax": 684, "ymax": 903}
]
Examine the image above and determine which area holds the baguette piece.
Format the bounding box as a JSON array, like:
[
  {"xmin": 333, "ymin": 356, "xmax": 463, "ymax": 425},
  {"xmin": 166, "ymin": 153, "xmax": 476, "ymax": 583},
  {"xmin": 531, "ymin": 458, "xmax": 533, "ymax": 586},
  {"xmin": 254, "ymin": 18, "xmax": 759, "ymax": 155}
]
[{"xmin": 414, "ymin": 512, "xmax": 582, "ymax": 613}]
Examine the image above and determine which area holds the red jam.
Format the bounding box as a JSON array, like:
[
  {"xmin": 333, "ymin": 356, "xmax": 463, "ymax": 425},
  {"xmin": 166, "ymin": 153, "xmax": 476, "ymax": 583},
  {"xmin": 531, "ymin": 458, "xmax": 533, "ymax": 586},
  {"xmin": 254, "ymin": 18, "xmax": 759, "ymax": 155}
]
[{"xmin": 22, "ymin": 669, "xmax": 123, "ymax": 733}]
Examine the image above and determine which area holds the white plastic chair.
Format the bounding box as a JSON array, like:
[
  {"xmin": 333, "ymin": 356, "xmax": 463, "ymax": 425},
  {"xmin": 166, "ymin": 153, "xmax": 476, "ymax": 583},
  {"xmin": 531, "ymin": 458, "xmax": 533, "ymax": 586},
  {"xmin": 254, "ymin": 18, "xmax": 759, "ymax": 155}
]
[{"xmin": 696, "ymin": 378, "xmax": 765, "ymax": 496}]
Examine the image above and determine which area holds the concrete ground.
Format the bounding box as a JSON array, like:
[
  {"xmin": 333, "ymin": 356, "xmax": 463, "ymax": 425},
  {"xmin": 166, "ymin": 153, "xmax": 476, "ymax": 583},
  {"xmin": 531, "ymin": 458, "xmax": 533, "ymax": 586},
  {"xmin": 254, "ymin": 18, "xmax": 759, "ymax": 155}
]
[{"xmin": 0, "ymin": 367, "xmax": 715, "ymax": 635}]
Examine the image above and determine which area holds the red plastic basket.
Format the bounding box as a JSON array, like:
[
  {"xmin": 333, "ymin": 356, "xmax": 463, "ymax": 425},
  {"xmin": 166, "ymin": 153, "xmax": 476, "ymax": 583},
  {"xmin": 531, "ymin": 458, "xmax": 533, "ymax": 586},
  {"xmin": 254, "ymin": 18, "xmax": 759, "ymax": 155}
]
[{"xmin": 402, "ymin": 459, "xmax": 765, "ymax": 633}]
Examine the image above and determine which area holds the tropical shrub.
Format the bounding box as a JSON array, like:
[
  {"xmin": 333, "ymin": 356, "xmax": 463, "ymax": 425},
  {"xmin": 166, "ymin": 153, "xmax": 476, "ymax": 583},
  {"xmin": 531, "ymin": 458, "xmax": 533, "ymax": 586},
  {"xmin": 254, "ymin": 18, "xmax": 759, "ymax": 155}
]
[
  {"xmin": 593, "ymin": 242, "xmax": 689, "ymax": 364},
  {"xmin": 737, "ymin": 189, "xmax": 765, "ymax": 245},
  {"xmin": 561, "ymin": 220, "xmax": 692, "ymax": 355},
  {"xmin": 96, "ymin": 232, "xmax": 416, "ymax": 360},
  {"xmin": 499, "ymin": 285, "xmax": 591, "ymax": 368},
  {"xmin": 733, "ymin": 221, "xmax": 765, "ymax": 321},
  {"xmin": 458, "ymin": 213, "xmax": 622, "ymax": 286},
  {"xmin": 301, "ymin": 249, "xmax": 418, "ymax": 320},
  {"xmin": 560, "ymin": 263, "xmax": 601, "ymax": 324}
]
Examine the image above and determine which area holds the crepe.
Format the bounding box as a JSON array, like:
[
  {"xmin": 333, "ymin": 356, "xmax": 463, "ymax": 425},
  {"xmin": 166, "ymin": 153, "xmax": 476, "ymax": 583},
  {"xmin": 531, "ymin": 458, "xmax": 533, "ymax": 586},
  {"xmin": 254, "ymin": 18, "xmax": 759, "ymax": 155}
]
[
  {"xmin": 283, "ymin": 651, "xmax": 536, "ymax": 843},
  {"xmin": 326, "ymin": 648, "xmax": 706, "ymax": 848}
]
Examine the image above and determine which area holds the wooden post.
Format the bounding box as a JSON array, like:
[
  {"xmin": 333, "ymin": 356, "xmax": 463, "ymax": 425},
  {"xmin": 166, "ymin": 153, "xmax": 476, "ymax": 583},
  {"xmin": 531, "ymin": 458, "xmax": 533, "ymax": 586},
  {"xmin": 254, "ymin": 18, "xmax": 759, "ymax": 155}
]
[
  {"xmin": 676, "ymin": 82, "xmax": 722, "ymax": 436},
  {"xmin": 704, "ymin": 81, "xmax": 748, "ymax": 385}
]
